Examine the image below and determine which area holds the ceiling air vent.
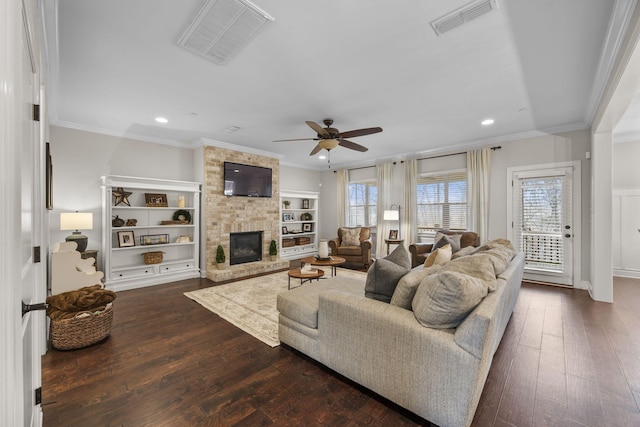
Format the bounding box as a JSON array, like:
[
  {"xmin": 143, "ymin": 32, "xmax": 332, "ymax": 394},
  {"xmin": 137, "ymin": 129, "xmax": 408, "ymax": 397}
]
[
  {"xmin": 430, "ymin": 0, "xmax": 497, "ymax": 36},
  {"xmin": 178, "ymin": 0, "xmax": 274, "ymax": 65}
]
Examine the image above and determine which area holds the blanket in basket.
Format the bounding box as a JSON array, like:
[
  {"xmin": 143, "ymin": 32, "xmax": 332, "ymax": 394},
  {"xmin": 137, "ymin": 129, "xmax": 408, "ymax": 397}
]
[{"xmin": 46, "ymin": 284, "xmax": 117, "ymax": 320}]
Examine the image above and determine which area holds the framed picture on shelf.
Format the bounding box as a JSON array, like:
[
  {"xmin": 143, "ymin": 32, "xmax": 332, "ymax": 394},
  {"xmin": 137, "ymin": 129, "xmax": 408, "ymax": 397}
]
[
  {"xmin": 282, "ymin": 226, "xmax": 288, "ymax": 235},
  {"xmin": 140, "ymin": 234, "xmax": 169, "ymax": 246},
  {"xmin": 145, "ymin": 193, "xmax": 168, "ymax": 207},
  {"xmin": 117, "ymin": 231, "xmax": 135, "ymax": 247},
  {"xmin": 302, "ymin": 223, "xmax": 312, "ymax": 232},
  {"xmin": 283, "ymin": 213, "xmax": 295, "ymax": 222},
  {"xmin": 388, "ymin": 230, "xmax": 398, "ymax": 239},
  {"xmin": 302, "ymin": 198, "xmax": 309, "ymax": 209}
]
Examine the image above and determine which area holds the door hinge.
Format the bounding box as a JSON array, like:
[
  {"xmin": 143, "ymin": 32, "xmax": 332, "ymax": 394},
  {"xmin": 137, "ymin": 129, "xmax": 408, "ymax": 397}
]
[
  {"xmin": 35, "ymin": 387, "xmax": 42, "ymax": 405},
  {"xmin": 33, "ymin": 104, "xmax": 40, "ymax": 121},
  {"xmin": 33, "ymin": 246, "xmax": 41, "ymax": 263}
]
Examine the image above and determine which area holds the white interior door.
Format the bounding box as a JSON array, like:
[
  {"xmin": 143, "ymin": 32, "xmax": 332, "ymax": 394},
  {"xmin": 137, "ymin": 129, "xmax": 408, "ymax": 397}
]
[
  {"xmin": 19, "ymin": 1, "xmax": 46, "ymax": 425},
  {"xmin": 508, "ymin": 163, "xmax": 581, "ymax": 286}
]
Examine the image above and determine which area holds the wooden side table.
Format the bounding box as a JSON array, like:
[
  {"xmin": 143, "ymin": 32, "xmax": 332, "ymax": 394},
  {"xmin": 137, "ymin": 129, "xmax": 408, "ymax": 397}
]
[
  {"xmin": 81, "ymin": 250, "xmax": 99, "ymax": 271},
  {"xmin": 384, "ymin": 239, "xmax": 404, "ymax": 255},
  {"xmin": 287, "ymin": 268, "xmax": 324, "ymax": 289}
]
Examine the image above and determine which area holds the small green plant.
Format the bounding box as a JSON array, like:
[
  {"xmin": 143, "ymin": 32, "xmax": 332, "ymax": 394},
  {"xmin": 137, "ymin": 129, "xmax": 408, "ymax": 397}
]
[
  {"xmin": 283, "ymin": 200, "xmax": 290, "ymax": 208},
  {"xmin": 269, "ymin": 240, "xmax": 278, "ymax": 256},
  {"xmin": 215, "ymin": 244, "xmax": 225, "ymax": 264}
]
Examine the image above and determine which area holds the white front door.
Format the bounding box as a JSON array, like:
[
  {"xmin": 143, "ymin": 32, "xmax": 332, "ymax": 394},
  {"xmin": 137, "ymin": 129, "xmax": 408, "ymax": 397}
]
[{"xmin": 508, "ymin": 163, "xmax": 581, "ymax": 286}]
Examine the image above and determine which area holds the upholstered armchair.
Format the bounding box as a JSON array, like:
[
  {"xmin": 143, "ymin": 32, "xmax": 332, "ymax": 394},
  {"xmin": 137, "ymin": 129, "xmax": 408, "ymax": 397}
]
[
  {"xmin": 409, "ymin": 230, "xmax": 480, "ymax": 268},
  {"xmin": 328, "ymin": 227, "xmax": 373, "ymax": 268}
]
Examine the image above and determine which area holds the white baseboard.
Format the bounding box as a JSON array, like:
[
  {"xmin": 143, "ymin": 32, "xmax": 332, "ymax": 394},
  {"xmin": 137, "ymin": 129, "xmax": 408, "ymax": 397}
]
[{"xmin": 613, "ymin": 269, "xmax": 640, "ymax": 279}]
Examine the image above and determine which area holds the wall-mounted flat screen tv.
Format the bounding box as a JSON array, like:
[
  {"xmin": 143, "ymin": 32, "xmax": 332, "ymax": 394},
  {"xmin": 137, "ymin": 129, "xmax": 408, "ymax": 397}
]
[{"xmin": 223, "ymin": 162, "xmax": 273, "ymax": 197}]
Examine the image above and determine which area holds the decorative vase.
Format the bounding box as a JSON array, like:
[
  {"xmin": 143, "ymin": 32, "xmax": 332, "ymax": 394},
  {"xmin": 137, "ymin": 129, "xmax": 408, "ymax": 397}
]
[
  {"xmin": 318, "ymin": 240, "xmax": 329, "ymax": 258},
  {"xmin": 112, "ymin": 215, "xmax": 125, "ymax": 227}
]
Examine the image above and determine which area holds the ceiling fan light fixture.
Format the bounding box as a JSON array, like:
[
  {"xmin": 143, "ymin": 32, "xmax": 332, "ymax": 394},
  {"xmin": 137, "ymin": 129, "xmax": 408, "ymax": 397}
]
[{"xmin": 319, "ymin": 139, "xmax": 340, "ymax": 150}]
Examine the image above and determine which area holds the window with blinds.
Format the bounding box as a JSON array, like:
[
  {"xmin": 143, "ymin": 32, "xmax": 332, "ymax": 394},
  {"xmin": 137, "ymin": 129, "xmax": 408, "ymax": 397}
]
[
  {"xmin": 348, "ymin": 181, "xmax": 377, "ymax": 227},
  {"xmin": 416, "ymin": 171, "xmax": 467, "ymax": 231},
  {"xmin": 514, "ymin": 173, "xmax": 570, "ymax": 273}
]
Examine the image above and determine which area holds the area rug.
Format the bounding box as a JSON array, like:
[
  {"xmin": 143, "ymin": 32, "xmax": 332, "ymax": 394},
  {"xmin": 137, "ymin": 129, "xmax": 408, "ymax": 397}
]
[{"xmin": 184, "ymin": 268, "xmax": 367, "ymax": 347}]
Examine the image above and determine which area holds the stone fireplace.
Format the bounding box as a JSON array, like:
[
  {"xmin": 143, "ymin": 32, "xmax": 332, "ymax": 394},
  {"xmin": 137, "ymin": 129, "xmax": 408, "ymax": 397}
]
[
  {"xmin": 202, "ymin": 143, "xmax": 289, "ymax": 282},
  {"xmin": 230, "ymin": 231, "xmax": 263, "ymax": 265}
]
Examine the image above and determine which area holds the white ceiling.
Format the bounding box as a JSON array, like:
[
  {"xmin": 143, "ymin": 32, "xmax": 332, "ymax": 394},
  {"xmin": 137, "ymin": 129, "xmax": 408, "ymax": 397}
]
[{"xmin": 44, "ymin": 0, "xmax": 635, "ymax": 169}]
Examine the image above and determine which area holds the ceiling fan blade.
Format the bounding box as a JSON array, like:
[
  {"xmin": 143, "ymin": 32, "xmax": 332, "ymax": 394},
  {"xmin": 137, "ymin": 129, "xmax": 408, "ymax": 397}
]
[
  {"xmin": 338, "ymin": 127, "xmax": 383, "ymax": 139},
  {"xmin": 306, "ymin": 121, "xmax": 330, "ymax": 138},
  {"xmin": 309, "ymin": 144, "xmax": 323, "ymax": 155},
  {"xmin": 273, "ymin": 137, "xmax": 318, "ymax": 142},
  {"xmin": 339, "ymin": 139, "xmax": 369, "ymax": 152}
]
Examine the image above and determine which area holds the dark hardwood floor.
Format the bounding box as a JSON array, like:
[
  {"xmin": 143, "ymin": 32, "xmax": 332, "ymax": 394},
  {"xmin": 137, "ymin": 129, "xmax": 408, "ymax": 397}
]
[{"xmin": 41, "ymin": 274, "xmax": 640, "ymax": 426}]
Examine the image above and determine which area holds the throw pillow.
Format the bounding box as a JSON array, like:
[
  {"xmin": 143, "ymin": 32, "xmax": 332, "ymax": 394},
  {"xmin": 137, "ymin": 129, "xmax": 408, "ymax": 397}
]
[
  {"xmin": 412, "ymin": 271, "xmax": 489, "ymax": 329},
  {"xmin": 390, "ymin": 264, "xmax": 443, "ymax": 310},
  {"xmin": 365, "ymin": 244, "xmax": 411, "ymax": 303},
  {"xmin": 433, "ymin": 232, "xmax": 462, "ymax": 253},
  {"xmin": 423, "ymin": 244, "xmax": 452, "ymax": 267},
  {"xmin": 340, "ymin": 227, "xmax": 361, "ymax": 246}
]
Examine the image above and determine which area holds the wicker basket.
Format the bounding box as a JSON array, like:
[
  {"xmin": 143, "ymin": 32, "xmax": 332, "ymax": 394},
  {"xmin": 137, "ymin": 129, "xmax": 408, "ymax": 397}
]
[
  {"xmin": 50, "ymin": 305, "xmax": 114, "ymax": 350},
  {"xmin": 142, "ymin": 251, "xmax": 164, "ymax": 264}
]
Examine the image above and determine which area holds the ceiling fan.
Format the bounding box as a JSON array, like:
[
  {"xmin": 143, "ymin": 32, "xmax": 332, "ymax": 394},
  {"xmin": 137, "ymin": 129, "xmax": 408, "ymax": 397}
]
[{"xmin": 273, "ymin": 119, "xmax": 383, "ymax": 156}]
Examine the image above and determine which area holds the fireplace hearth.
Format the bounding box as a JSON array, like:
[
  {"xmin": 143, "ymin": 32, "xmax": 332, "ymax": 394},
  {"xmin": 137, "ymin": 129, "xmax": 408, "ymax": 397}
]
[{"xmin": 230, "ymin": 231, "xmax": 263, "ymax": 265}]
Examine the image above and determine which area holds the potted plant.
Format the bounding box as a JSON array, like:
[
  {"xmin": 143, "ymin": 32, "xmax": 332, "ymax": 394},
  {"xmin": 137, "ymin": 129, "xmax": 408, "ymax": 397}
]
[
  {"xmin": 269, "ymin": 240, "xmax": 278, "ymax": 261},
  {"xmin": 283, "ymin": 200, "xmax": 290, "ymax": 209},
  {"xmin": 215, "ymin": 244, "xmax": 225, "ymax": 269}
]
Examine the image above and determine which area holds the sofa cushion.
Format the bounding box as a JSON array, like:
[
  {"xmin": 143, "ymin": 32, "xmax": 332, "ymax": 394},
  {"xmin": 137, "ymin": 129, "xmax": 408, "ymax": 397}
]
[
  {"xmin": 277, "ymin": 279, "xmax": 363, "ymax": 329},
  {"xmin": 341, "ymin": 227, "xmax": 361, "ymax": 246},
  {"xmin": 434, "ymin": 232, "xmax": 461, "ymax": 253},
  {"xmin": 390, "ymin": 264, "xmax": 443, "ymax": 310},
  {"xmin": 424, "ymin": 244, "xmax": 452, "ymax": 267},
  {"xmin": 412, "ymin": 271, "xmax": 490, "ymax": 329},
  {"xmin": 364, "ymin": 244, "xmax": 411, "ymax": 303}
]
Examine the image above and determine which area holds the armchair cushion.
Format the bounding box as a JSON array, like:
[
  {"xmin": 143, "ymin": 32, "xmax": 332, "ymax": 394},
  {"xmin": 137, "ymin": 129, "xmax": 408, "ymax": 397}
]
[
  {"xmin": 340, "ymin": 227, "xmax": 361, "ymax": 246},
  {"xmin": 364, "ymin": 244, "xmax": 411, "ymax": 303},
  {"xmin": 433, "ymin": 232, "xmax": 461, "ymax": 253}
]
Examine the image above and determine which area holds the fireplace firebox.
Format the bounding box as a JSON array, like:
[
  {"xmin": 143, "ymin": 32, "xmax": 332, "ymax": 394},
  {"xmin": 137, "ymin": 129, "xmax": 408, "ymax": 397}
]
[{"xmin": 229, "ymin": 231, "xmax": 263, "ymax": 265}]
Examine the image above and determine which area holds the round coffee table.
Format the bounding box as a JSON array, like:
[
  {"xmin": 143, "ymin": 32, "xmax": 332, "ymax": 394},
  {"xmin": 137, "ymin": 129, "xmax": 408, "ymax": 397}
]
[
  {"xmin": 300, "ymin": 256, "xmax": 346, "ymax": 277},
  {"xmin": 287, "ymin": 268, "xmax": 325, "ymax": 289}
]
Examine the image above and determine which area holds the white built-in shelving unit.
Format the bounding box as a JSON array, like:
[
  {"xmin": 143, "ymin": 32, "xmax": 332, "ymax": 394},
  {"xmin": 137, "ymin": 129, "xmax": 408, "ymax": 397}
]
[
  {"xmin": 101, "ymin": 175, "xmax": 201, "ymax": 291},
  {"xmin": 279, "ymin": 190, "xmax": 319, "ymax": 259}
]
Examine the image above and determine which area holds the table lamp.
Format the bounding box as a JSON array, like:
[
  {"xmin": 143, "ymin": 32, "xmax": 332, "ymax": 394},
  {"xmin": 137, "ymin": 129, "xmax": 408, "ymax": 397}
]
[
  {"xmin": 383, "ymin": 205, "xmax": 402, "ymax": 240},
  {"xmin": 60, "ymin": 212, "xmax": 93, "ymax": 252}
]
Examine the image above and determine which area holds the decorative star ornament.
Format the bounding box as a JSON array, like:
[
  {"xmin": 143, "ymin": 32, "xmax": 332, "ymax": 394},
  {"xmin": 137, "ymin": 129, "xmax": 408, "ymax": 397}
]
[{"xmin": 112, "ymin": 187, "xmax": 132, "ymax": 206}]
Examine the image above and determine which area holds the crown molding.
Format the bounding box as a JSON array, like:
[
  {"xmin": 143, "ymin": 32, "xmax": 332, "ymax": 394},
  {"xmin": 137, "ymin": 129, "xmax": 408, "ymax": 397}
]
[
  {"xmin": 192, "ymin": 137, "xmax": 285, "ymax": 160},
  {"xmin": 51, "ymin": 120, "xmax": 191, "ymax": 148}
]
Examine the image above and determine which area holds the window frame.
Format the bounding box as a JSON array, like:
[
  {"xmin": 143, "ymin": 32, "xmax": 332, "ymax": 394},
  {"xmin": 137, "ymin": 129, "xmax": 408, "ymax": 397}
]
[
  {"xmin": 347, "ymin": 179, "xmax": 377, "ymax": 228},
  {"xmin": 416, "ymin": 169, "xmax": 467, "ymax": 233}
]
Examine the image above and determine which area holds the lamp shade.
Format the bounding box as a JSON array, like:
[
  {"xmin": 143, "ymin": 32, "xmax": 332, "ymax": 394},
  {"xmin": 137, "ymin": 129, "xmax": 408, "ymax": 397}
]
[
  {"xmin": 60, "ymin": 212, "xmax": 93, "ymax": 230},
  {"xmin": 383, "ymin": 209, "xmax": 399, "ymax": 221}
]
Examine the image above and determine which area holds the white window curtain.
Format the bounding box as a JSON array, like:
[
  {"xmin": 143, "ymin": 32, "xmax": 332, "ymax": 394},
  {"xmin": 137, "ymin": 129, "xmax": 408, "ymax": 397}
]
[
  {"xmin": 467, "ymin": 148, "xmax": 491, "ymax": 242},
  {"xmin": 376, "ymin": 162, "xmax": 393, "ymax": 258},
  {"xmin": 404, "ymin": 158, "xmax": 417, "ymax": 245},
  {"xmin": 336, "ymin": 169, "xmax": 348, "ymax": 228}
]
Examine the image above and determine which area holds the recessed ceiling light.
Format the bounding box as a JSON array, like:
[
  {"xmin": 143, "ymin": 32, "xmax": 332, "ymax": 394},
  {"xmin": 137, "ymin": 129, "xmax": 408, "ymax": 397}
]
[
  {"xmin": 481, "ymin": 119, "xmax": 494, "ymax": 126},
  {"xmin": 155, "ymin": 116, "xmax": 168, "ymax": 124},
  {"xmin": 318, "ymin": 155, "xmax": 326, "ymax": 160}
]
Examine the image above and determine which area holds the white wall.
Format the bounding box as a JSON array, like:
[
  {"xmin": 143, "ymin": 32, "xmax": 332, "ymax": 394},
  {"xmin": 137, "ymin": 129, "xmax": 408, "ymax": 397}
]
[
  {"xmin": 49, "ymin": 126, "xmax": 195, "ymax": 251},
  {"xmin": 613, "ymin": 140, "xmax": 640, "ymax": 188}
]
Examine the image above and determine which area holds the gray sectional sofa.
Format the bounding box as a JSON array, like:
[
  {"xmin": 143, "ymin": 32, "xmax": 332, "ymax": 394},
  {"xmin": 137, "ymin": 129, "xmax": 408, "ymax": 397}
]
[{"xmin": 277, "ymin": 240, "xmax": 525, "ymax": 427}]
